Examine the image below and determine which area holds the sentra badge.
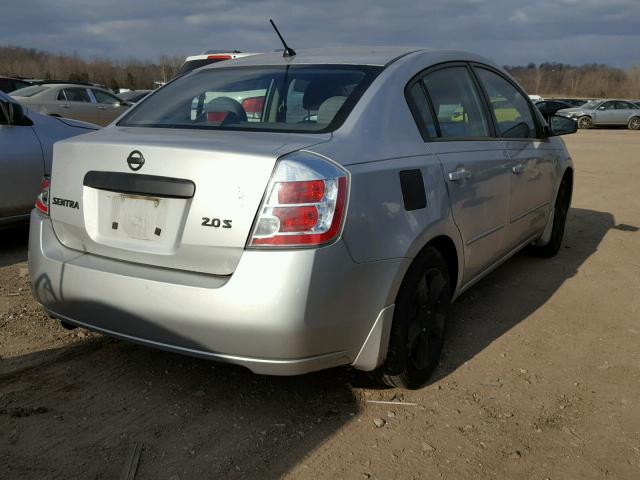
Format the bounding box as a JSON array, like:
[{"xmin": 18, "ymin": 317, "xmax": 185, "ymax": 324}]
[{"xmin": 52, "ymin": 197, "xmax": 80, "ymax": 209}]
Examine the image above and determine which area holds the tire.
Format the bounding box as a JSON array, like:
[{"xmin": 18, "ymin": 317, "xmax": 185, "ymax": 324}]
[
  {"xmin": 375, "ymin": 247, "xmax": 451, "ymax": 389},
  {"xmin": 577, "ymin": 116, "xmax": 593, "ymax": 129},
  {"xmin": 529, "ymin": 178, "xmax": 571, "ymax": 258},
  {"xmin": 628, "ymin": 117, "xmax": 640, "ymax": 130}
]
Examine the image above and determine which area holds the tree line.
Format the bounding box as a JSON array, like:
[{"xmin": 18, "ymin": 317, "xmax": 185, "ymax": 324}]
[
  {"xmin": 0, "ymin": 45, "xmax": 183, "ymax": 90},
  {"xmin": 505, "ymin": 62, "xmax": 640, "ymax": 99},
  {"xmin": 2, "ymin": 45, "xmax": 640, "ymax": 98}
]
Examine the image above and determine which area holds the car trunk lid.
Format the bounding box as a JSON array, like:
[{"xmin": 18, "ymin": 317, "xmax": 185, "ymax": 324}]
[{"xmin": 49, "ymin": 127, "xmax": 331, "ymax": 275}]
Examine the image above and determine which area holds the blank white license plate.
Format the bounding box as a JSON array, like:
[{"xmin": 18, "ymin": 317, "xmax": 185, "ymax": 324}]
[{"xmin": 116, "ymin": 195, "xmax": 162, "ymax": 240}]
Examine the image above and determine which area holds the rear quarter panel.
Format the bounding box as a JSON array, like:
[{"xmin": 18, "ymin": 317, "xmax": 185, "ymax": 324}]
[{"xmin": 308, "ymin": 50, "xmax": 480, "ymax": 295}]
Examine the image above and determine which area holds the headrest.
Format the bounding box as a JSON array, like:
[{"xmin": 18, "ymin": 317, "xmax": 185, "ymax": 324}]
[
  {"xmin": 302, "ymin": 81, "xmax": 346, "ymax": 111},
  {"xmin": 205, "ymin": 97, "xmax": 247, "ymax": 123},
  {"xmin": 317, "ymin": 96, "xmax": 347, "ymax": 126}
]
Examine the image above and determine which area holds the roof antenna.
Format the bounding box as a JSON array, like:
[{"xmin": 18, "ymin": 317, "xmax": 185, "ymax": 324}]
[{"xmin": 269, "ymin": 19, "xmax": 296, "ymax": 58}]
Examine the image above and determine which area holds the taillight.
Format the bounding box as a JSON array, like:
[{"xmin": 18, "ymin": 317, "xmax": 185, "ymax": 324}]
[
  {"xmin": 207, "ymin": 55, "xmax": 232, "ymax": 60},
  {"xmin": 242, "ymin": 96, "xmax": 265, "ymax": 120},
  {"xmin": 207, "ymin": 111, "xmax": 228, "ymax": 123},
  {"xmin": 35, "ymin": 177, "xmax": 50, "ymax": 216},
  {"xmin": 249, "ymin": 152, "xmax": 349, "ymax": 247}
]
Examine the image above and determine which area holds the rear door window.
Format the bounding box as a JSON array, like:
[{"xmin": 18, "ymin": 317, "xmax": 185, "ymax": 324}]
[
  {"xmin": 474, "ymin": 68, "xmax": 538, "ymax": 139},
  {"xmin": 616, "ymin": 101, "xmax": 635, "ymax": 110},
  {"xmin": 419, "ymin": 66, "xmax": 491, "ymax": 138},
  {"xmin": 60, "ymin": 88, "xmax": 92, "ymax": 103}
]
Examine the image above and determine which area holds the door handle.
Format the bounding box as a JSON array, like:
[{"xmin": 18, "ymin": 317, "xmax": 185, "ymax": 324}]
[
  {"xmin": 60, "ymin": 104, "xmax": 70, "ymax": 109},
  {"xmin": 97, "ymin": 106, "xmax": 108, "ymax": 110},
  {"xmin": 512, "ymin": 163, "xmax": 525, "ymax": 175},
  {"xmin": 448, "ymin": 168, "xmax": 472, "ymax": 182}
]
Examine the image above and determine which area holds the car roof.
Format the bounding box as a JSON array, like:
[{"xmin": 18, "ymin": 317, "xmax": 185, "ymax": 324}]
[
  {"xmin": 201, "ymin": 47, "xmax": 433, "ymax": 69},
  {"xmin": 37, "ymin": 83, "xmax": 106, "ymax": 90}
]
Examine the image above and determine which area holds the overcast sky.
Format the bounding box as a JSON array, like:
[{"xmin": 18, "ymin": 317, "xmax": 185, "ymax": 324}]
[{"xmin": 1, "ymin": 0, "xmax": 639, "ymax": 67}]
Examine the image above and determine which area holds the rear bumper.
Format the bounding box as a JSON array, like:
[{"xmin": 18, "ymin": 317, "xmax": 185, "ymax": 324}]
[{"xmin": 29, "ymin": 211, "xmax": 408, "ymax": 375}]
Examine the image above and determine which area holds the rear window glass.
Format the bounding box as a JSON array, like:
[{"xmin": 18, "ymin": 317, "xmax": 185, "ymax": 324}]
[
  {"xmin": 10, "ymin": 86, "xmax": 48, "ymax": 97},
  {"xmin": 119, "ymin": 65, "xmax": 382, "ymax": 133}
]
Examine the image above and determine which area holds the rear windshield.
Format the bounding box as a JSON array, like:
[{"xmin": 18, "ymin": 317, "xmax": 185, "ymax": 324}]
[
  {"xmin": 119, "ymin": 65, "xmax": 382, "ymax": 133},
  {"xmin": 10, "ymin": 85, "xmax": 48, "ymax": 97}
]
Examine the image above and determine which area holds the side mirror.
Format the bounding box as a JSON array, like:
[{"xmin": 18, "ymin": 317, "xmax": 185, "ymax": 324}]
[
  {"xmin": 597, "ymin": 106, "xmax": 606, "ymax": 110},
  {"xmin": 549, "ymin": 115, "xmax": 577, "ymax": 136}
]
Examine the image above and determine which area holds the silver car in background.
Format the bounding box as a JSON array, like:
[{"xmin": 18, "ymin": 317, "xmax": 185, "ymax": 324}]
[
  {"xmin": 0, "ymin": 91, "xmax": 97, "ymax": 227},
  {"xmin": 557, "ymin": 99, "xmax": 640, "ymax": 129},
  {"xmin": 29, "ymin": 48, "xmax": 576, "ymax": 389},
  {"xmin": 11, "ymin": 83, "xmax": 132, "ymax": 126}
]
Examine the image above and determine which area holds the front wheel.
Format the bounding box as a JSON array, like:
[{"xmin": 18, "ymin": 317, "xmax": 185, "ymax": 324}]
[
  {"xmin": 375, "ymin": 247, "xmax": 451, "ymax": 389},
  {"xmin": 577, "ymin": 116, "xmax": 593, "ymax": 129},
  {"xmin": 628, "ymin": 117, "xmax": 640, "ymax": 130}
]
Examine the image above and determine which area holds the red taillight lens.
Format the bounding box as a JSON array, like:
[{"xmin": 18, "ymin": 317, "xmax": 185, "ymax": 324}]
[
  {"xmin": 273, "ymin": 206, "xmax": 319, "ymax": 232},
  {"xmin": 207, "ymin": 111, "xmax": 228, "ymax": 123},
  {"xmin": 242, "ymin": 96, "xmax": 265, "ymax": 113},
  {"xmin": 249, "ymin": 153, "xmax": 349, "ymax": 248},
  {"xmin": 207, "ymin": 55, "xmax": 232, "ymax": 60},
  {"xmin": 277, "ymin": 180, "xmax": 325, "ymax": 204},
  {"xmin": 35, "ymin": 177, "xmax": 50, "ymax": 216}
]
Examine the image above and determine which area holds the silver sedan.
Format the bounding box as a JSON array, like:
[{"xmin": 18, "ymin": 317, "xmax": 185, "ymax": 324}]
[
  {"xmin": 11, "ymin": 83, "xmax": 132, "ymax": 126},
  {"xmin": 557, "ymin": 99, "xmax": 640, "ymax": 129},
  {"xmin": 0, "ymin": 91, "xmax": 98, "ymax": 227},
  {"xmin": 29, "ymin": 47, "xmax": 576, "ymax": 389}
]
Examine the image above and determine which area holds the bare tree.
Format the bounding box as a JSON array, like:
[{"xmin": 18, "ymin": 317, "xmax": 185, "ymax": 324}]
[{"xmin": 0, "ymin": 45, "xmax": 184, "ymax": 90}]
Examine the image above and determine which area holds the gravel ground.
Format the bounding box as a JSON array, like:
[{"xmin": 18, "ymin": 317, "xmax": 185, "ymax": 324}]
[{"xmin": 1, "ymin": 129, "xmax": 639, "ymax": 479}]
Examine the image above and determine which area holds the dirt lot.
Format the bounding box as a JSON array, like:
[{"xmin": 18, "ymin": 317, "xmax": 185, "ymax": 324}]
[{"xmin": 1, "ymin": 129, "xmax": 639, "ymax": 479}]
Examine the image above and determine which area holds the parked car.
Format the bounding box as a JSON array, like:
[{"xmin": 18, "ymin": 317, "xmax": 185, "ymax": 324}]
[
  {"xmin": 0, "ymin": 76, "xmax": 33, "ymax": 93},
  {"xmin": 174, "ymin": 50, "xmax": 259, "ymax": 78},
  {"xmin": 535, "ymin": 100, "xmax": 574, "ymax": 121},
  {"xmin": 11, "ymin": 83, "xmax": 131, "ymax": 126},
  {"xmin": 29, "ymin": 47, "xmax": 576, "ymax": 389},
  {"xmin": 118, "ymin": 90, "xmax": 152, "ymax": 103},
  {"xmin": 557, "ymin": 99, "xmax": 640, "ymax": 129},
  {"xmin": 0, "ymin": 91, "xmax": 98, "ymax": 227}
]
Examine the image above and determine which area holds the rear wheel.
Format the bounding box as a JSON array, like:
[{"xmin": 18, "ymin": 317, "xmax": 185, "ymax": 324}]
[
  {"xmin": 628, "ymin": 117, "xmax": 640, "ymax": 130},
  {"xmin": 577, "ymin": 116, "xmax": 593, "ymax": 129},
  {"xmin": 529, "ymin": 178, "xmax": 571, "ymax": 258},
  {"xmin": 375, "ymin": 247, "xmax": 451, "ymax": 389}
]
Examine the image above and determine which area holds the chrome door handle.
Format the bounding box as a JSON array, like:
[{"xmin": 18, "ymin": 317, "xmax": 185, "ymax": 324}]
[
  {"xmin": 60, "ymin": 104, "xmax": 70, "ymax": 109},
  {"xmin": 448, "ymin": 168, "xmax": 472, "ymax": 182},
  {"xmin": 512, "ymin": 163, "xmax": 525, "ymax": 175},
  {"xmin": 97, "ymin": 106, "xmax": 107, "ymax": 110}
]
